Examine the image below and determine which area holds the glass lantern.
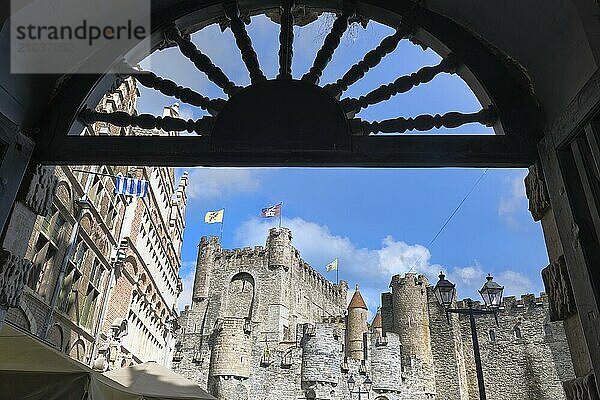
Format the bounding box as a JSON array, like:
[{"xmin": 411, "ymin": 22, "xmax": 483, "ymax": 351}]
[
  {"xmin": 479, "ymin": 274, "xmax": 504, "ymax": 307},
  {"xmin": 433, "ymin": 272, "xmax": 456, "ymax": 307}
]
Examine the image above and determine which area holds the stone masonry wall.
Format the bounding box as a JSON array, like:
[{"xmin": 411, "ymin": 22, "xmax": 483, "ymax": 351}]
[
  {"xmin": 427, "ymin": 286, "xmax": 470, "ymax": 400},
  {"xmin": 455, "ymin": 294, "xmax": 574, "ymax": 400},
  {"xmin": 175, "ymin": 237, "xmax": 575, "ymax": 400}
]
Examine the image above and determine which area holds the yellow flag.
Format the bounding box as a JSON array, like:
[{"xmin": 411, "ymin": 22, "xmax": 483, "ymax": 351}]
[
  {"xmin": 204, "ymin": 209, "xmax": 224, "ymax": 224},
  {"xmin": 325, "ymin": 258, "xmax": 338, "ymax": 272}
]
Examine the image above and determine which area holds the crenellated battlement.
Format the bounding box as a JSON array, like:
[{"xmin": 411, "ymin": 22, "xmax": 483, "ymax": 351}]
[
  {"xmin": 456, "ymin": 292, "xmax": 547, "ymax": 312},
  {"xmin": 390, "ymin": 272, "xmax": 430, "ymax": 288}
]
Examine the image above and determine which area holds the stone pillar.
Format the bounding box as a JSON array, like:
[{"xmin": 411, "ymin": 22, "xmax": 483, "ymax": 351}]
[{"xmin": 526, "ymin": 157, "xmax": 600, "ymax": 398}]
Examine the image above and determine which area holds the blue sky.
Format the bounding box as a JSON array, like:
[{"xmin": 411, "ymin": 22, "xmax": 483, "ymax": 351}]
[{"xmin": 135, "ymin": 14, "xmax": 548, "ymax": 311}]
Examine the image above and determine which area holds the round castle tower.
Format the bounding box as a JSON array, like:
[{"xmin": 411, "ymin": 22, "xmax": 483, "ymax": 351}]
[
  {"xmin": 390, "ymin": 273, "xmax": 436, "ymax": 392},
  {"xmin": 266, "ymin": 227, "xmax": 293, "ymax": 269},
  {"xmin": 192, "ymin": 236, "xmax": 221, "ymax": 302},
  {"xmin": 346, "ymin": 284, "xmax": 369, "ymax": 360},
  {"xmin": 301, "ymin": 324, "xmax": 341, "ymax": 386}
]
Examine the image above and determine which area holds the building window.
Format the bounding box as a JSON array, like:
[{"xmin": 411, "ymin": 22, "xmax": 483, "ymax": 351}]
[
  {"xmin": 41, "ymin": 207, "xmax": 66, "ymax": 244},
  {"xmin": 514, "ymin": 323, "xmax": 522, "ymax": 339},
  {"xmin": 488, "ymin": 329, "xmax": 496, "ymax": 342},
  {"xmin": 58, "ymin": 238, "xmax": 88, "ymax": 314},
  {"xmin": 27, "ymin": 235, "xmax": 49, "ymax": 290},
  {"xmin": 80, "ymin": 258, "xmax": 104, "ymax": 329}
]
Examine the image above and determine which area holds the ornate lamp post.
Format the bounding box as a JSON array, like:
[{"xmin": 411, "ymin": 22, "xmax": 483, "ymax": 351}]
[
  {"xmin": 347, "ymin": 374, "xmax": 372, "ymax": 399},
  {"xmin": 433, "ymin": 272, "xmax": 504, "ymax": 400}
]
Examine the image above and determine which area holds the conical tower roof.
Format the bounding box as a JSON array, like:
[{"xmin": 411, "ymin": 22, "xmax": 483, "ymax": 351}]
[
  {"xmin": 348, "ymin": 284, "xmax": 368, "ymax": 310},
  {"xmin": 371, "ymin": 308, "xmax": 382, "ymax": 328}
]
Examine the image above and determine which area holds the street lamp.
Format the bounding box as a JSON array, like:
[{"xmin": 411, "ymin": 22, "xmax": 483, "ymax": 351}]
[
  {"xmin": 347, "ymin": 374, "xmax": 372, "ymax": 399},
  {"xmin": 433, "ymin": 272, "xmax": 504, "ymax": 400}
]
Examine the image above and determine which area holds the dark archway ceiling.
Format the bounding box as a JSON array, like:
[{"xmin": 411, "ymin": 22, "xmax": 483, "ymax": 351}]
[{"xmin": 31, "ymin": 0, "xmax": 542, "ymax": 167}]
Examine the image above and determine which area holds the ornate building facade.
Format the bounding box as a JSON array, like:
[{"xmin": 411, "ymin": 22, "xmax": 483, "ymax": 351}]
[
  {"xmin": 174, "ymin": 227, "xmax": 575, "ymax": 400},
  {"xmin": 0, "ymin": 78, "xmax": 189, "ymax": 370}
]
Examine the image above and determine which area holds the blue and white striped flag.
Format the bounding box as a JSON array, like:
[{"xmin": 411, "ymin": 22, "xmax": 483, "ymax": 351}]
[{"xmin": 114, "ymin": 176, "xmax": 149, "ymax": 198}]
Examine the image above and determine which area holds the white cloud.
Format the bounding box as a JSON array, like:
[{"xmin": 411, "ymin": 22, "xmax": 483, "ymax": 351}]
[
  {"xmin": 234, "ymin": 217, "xmax": 442, "ymax": 311},
  {"xmin": 186, "ymin": 168, "xmax": 261, "ymax": 200},
  {"xmin": 233, "ymin": 217, "xmax": 541, "ymax": 311},
  {"xmin": 498, "ymin": 172, "xmax": 528, "ymax": 229},
  {"xmin": 177, "ymin": 261, "xmax": 196, "ymax": 311}
]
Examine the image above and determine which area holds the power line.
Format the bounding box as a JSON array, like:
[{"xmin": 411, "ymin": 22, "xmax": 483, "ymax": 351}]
[{"xmin": 408, "ymin": 169, "xmax": 489, "ymax": 273}]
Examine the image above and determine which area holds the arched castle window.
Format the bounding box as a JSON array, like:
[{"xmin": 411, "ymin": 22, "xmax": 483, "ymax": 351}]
[
  {"xmin": 226, "ymin": 272, "xmax": 255, "ymax": 320},
  {"xmin": 514, "ymin": 323, "xmax": 522, "ymax": 339},
  {"xmin": 488, "ymin": 329, "xmax": 496, "ymax": 342}
]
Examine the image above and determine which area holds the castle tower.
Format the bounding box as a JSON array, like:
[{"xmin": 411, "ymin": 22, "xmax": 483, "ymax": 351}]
[
  {"xmin": 346, "ymin": 284, "xmax": 369, "ymax": 360},
  {"xmin": 372, "ymin": 308, "xmax": 383, "ymax": 338},
  {"xmin": 390, "ymin": 273, "xmax": 436, "ymax": 393},
  {"xmin": 209, "ymin": 317, "xmax": 252, "ymax": 400},
  {"xmin": 192, "ymin": 236, "xmax": 221, "ymax": 302},
  {"xmin": 301, "ymin": 323, "xmax": 341, "ymax": 398},
  {"xmin": 266, "ymin": 227, "xmax": 292, "ymax": 270}
]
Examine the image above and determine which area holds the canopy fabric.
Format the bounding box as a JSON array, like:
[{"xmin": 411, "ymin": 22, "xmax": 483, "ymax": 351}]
[
  {"xmin": 103, "ymin": 362, "xmax": 216, "ymax": 400},
  {"xmin": 0, "ymin": 323, "xmax": 138, "ymax": 400}
]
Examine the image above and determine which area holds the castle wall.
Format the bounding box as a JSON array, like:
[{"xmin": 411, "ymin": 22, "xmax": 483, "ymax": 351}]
[
  {"xmin": 426, "ymin": 286, "xmax": 469, "ymax": 400},
  {"xmin": 176, "ymin": 240, "xmax": 574, "ymax": 400},
  {"xmin": 455, "ymin": 294, "xmax": 574, "ymax": 400}
]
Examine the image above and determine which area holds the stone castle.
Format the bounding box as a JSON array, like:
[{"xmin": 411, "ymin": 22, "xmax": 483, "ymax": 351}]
[{"xmin": 174, "ymin": 227, "xmax": 575, "ymax": 400}]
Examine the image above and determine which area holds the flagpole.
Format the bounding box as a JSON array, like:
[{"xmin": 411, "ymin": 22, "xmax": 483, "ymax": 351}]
[
  {"xmin": 220, "ymin": 209, "xmax": 224, "ymax": 242},
  {"xmin": 279, "ymin": 202, "xmax": 283, "ymax": 229}
]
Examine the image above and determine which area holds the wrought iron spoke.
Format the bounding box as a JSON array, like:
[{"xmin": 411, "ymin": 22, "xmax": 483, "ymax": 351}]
[
  {"xmin": 341, "ymin": 55, "xmax": 459, "ymax": 116},
  {"xmin": 301, "ymin": 2, "xmax": 356, "ymax": 85},
  {"xmin": 323, "ymin": 24, "xmax": 414, "ymax": 98},
  {"xmin": 354, "ymin": 108, "xmax": 497, "ymax": 135},
  {"xmin": 165, "ymin": 26, "xmax": 241, "ymax": 97},
  {"xmin": 277, "ymin": 0, "xmax": 295, "ymax": 80},
  {"xmin": 224, "ymin": 1, "xmax": 267, "ymax": 84},
  {"xmin": 79, "ymin": 108, "xmax": 214, "ymax": 135},
  {"xmin": 118, "ymin": 62, "xmax": 226, "ymax": 116}
]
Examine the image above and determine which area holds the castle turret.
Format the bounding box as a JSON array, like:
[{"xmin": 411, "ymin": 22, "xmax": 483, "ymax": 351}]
[
  {"xmin": 192, "ymin": 236, "xmax": 221, "ymax": 302},
  {"xmin": 346, "ymin": 284, "xmax": 369, "ymax": 360},
  {"xmin": 390, "ymin": 273, "xmax": 436, "ymax": 394},
  {"xmin": 301, "ymin": 324, "xmax": 341, "ymax": 389},
  {"xmin": 266, "ymin": 227, "xmax": 292, "ymax": 270},
  {"xmin": 209, "ymin": 317, "xmax": 252, "ymax": 400},
  {"xmin": 372, "ymin": 308, "xmax": 383, "ymax": 338}
]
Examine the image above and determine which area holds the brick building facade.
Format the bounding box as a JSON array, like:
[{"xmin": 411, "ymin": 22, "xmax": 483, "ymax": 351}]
[{"xmin": 1, "ymin": 78, "xmax": 189, "ymax": 370}]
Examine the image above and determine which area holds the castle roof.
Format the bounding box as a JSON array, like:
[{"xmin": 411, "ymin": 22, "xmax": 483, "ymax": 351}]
[
  {"xmin": 348, "ymin": 284, "xmax": 368, "ymax": 310},
  {"xmin": 372, "ymin": 308, "xmax": 382, "ymax": 328}
]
